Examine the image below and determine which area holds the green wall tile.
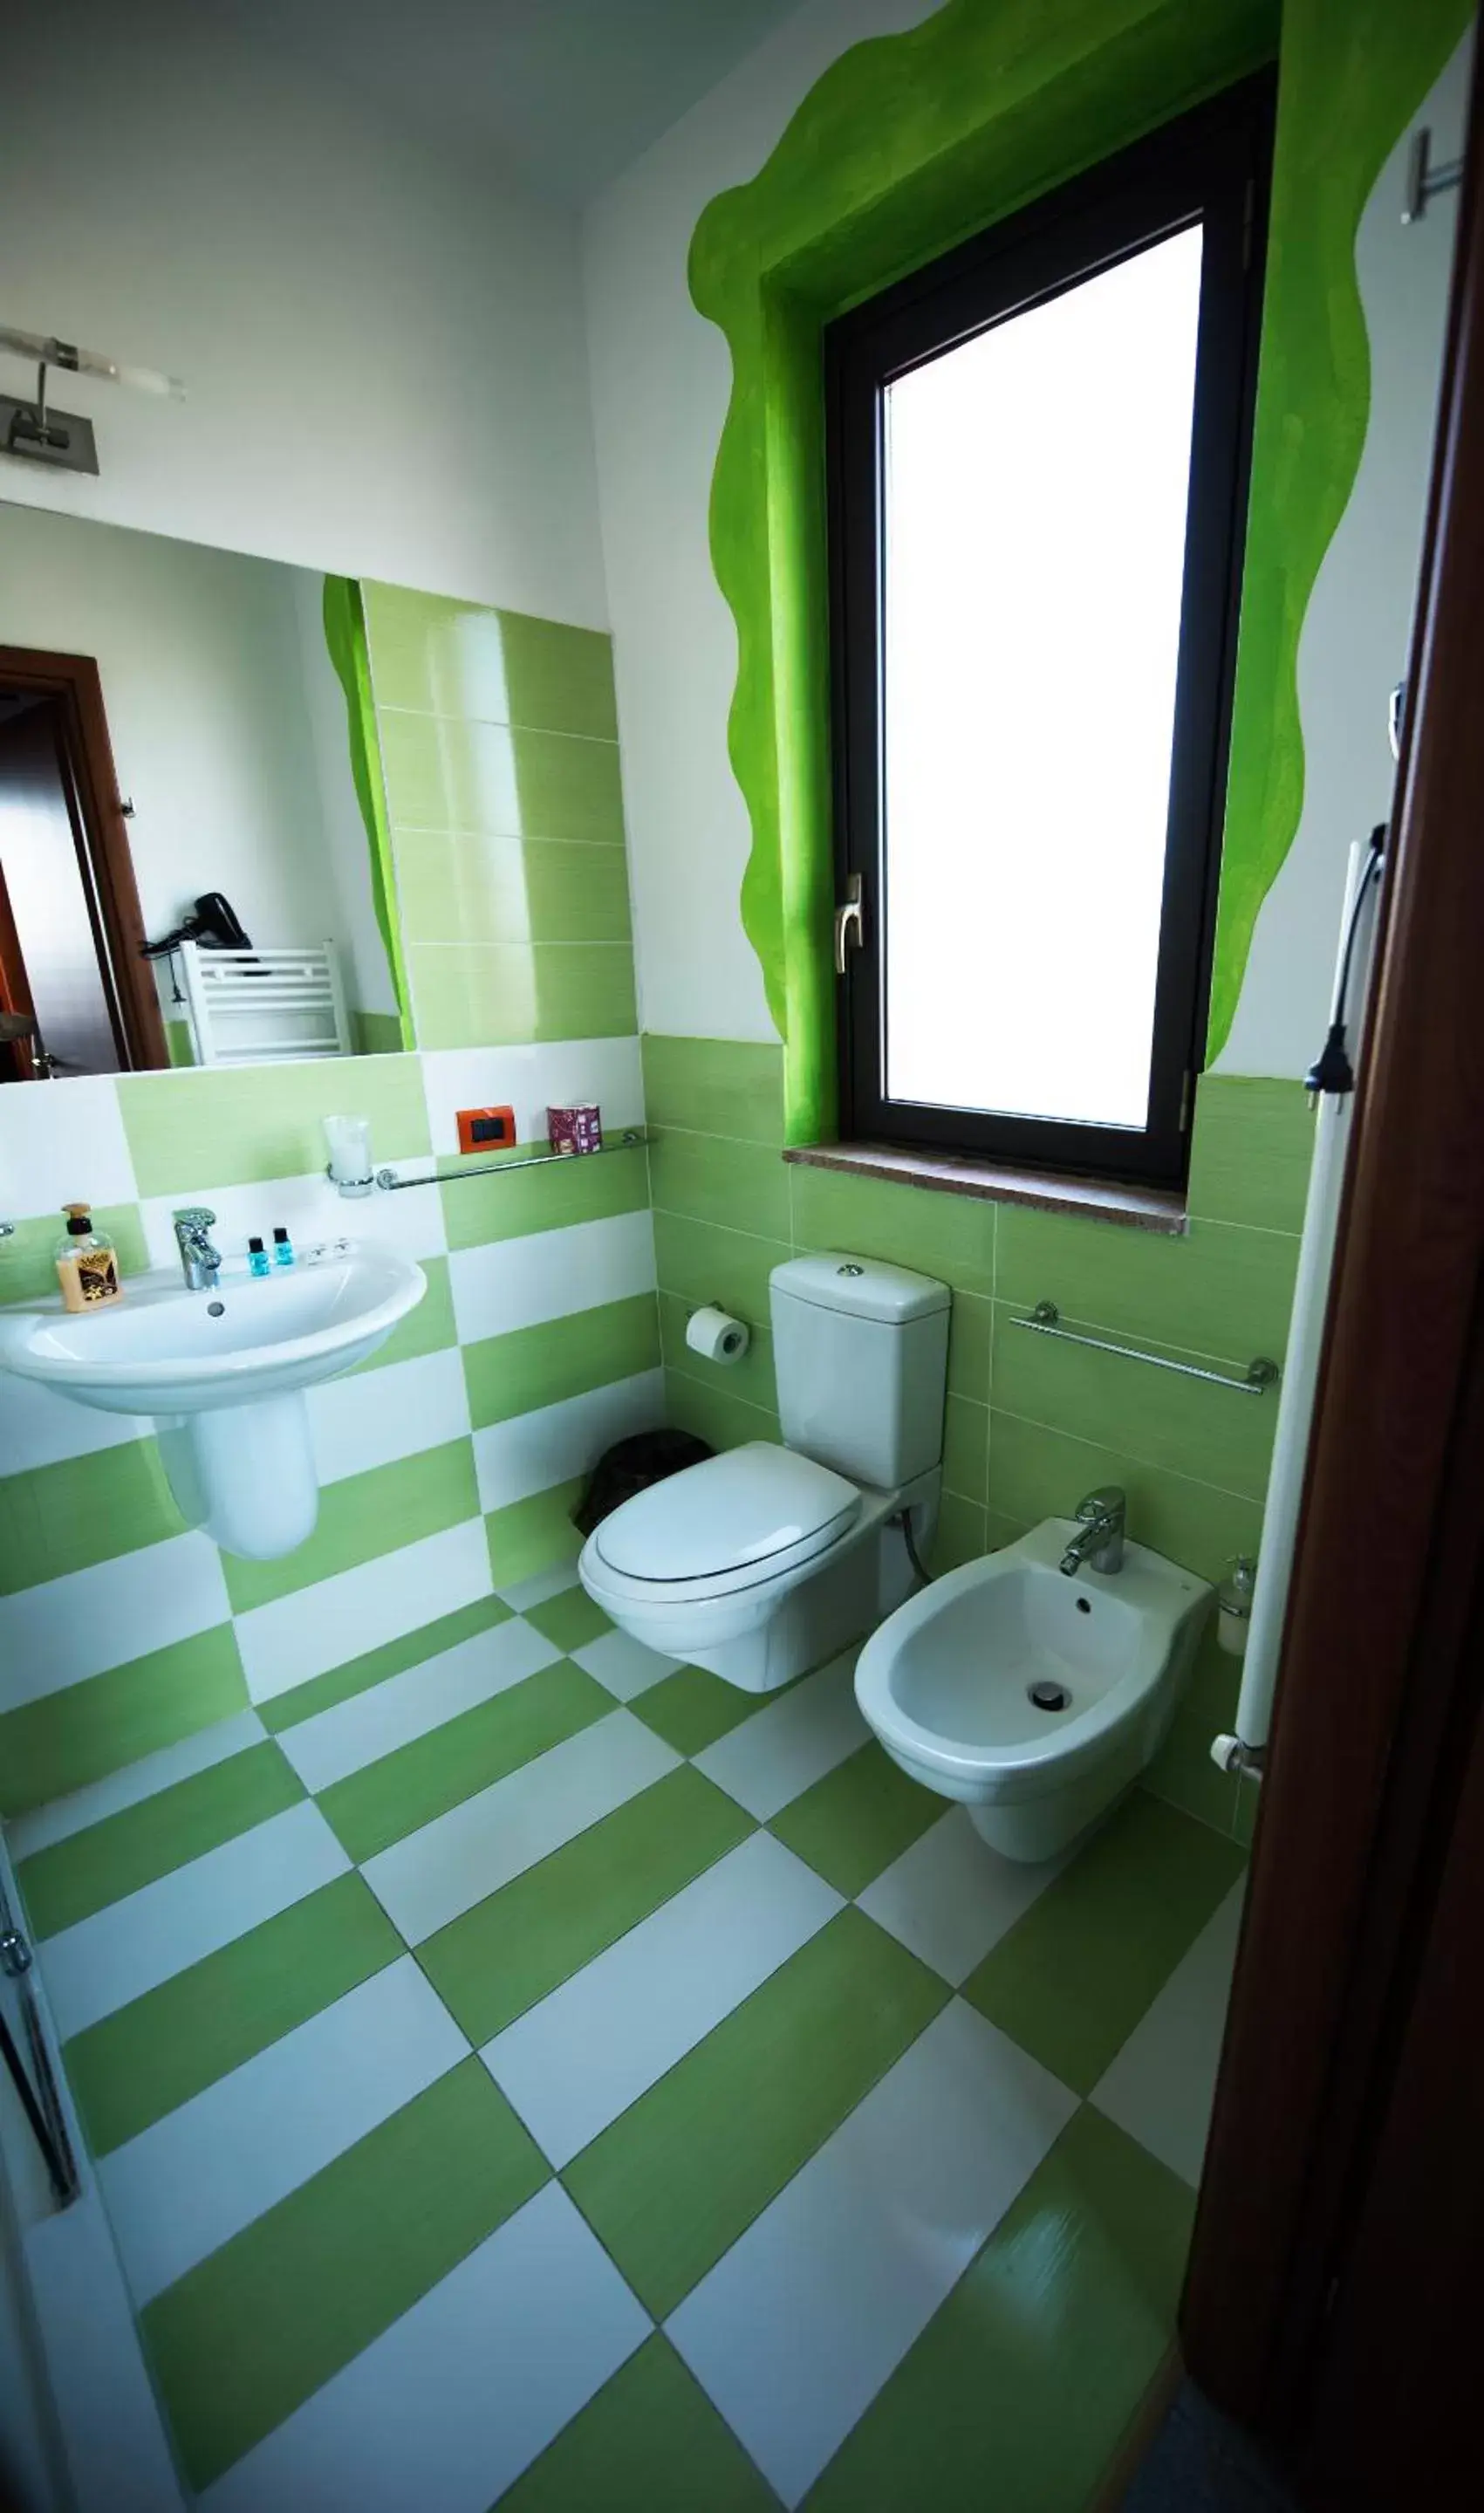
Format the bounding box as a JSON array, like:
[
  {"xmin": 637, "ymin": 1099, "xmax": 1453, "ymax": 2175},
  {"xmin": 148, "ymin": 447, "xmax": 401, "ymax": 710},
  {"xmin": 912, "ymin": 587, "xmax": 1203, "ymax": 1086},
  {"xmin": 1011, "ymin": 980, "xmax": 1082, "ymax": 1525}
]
[
  {"xmin": 947, "ymin": 1291, "xmax": 993, "ymax": 1404},
  {"xmin": 117, "ymin": 1056, "xmax": 430, "ymax": 1199},
  {"xmin": 349, "ymin": 1252, "xmax": 455, "ymax": 1376},
  {"xmin": 418, "ymin": 1767, "xmax": 753, "ymax": 2042},
  {"xmin": 140, "ymin": 2058, "xmax": 546, "ymax": 2491},
  {"xmin": 790, "ymin": 1162, "xmax": 995, "ymax": 1298},
  {"xmin": 1187, "ymin": 1076, "xmax": 1316, "ymax": 1232},
  {"xmin": 394, "ymin": 832, "xmax": 632, "ymax": 948},
  {"xmin": 963, "ymin": 1791, "xmax": 1244, "ymax": 2092},
  {"xmin": 996, "ymin": 1202, "xmax": 1298, "ymax": 1367},
  {"xmin": 0, "ymin": 1439, "xmax": 184, "ymax": 1597},
  {"xmin": 441, "ymin": 1141, "xmax": 647, "ymax": 1250},
  {"xmin": 990, "ymin": 1306, "xmax": 1276, "ymax": 1502},
  {"xmin": 380, "ymin": 712, "xmax": 625, "ymax": 846},
  {"xmin": 409, "ymin": 941, "xmax": 637, "ymax": 1048},
  {"xmin": 0, "ymin": 1204, "xmax": 147, "ymax": 1306},
  {"xmin": 222, "ymin": 1438, "xmax": 480, "ymax": 1613},
  {"xmin": 485, "ymin": 1480, "xmax": 586, "ymax": 1588},
  {"xmin": 317, "ymin": 1657, "xmax": 611, "ymax": 1864},
  {"xmin": 640, "ymin": 1034, "xmax": 785, "ymax": 1144},
  {"xmin": 503, "ymin": 2335, "xmax": 776, "ymax": 2513},
  {"xmin": 259, "ymin": 1594, "xmax": 512, "ymax": 1735},
  {"xmin": 770, "ymin": 1742, "xmax": 941, "ymax": 1897},
  {"xmin": 66, "ymin": 1873, "xmax": 401, "ymax": 2160},
  {"xmin": 665, "ymin": 1368, "xmax": 780, "ymax": 1456},
  {"xmin": 363, "ymin": 586, "xmax": 617, "ymax": 740},
  {"xmin": 652, "ymin": 1209, "xmax": 791, "ymax": 1319},
  {"xmin": 941, "ymin": 1393, "xmax": 988, "ymax": 1503},
  {"xmin": 565, "ymin": 1909, "xmax": 947, "ymax": 2318},
  {"xmin": 986, "ymin": 1411, "xmax": 1262, "ymax": 1585},
  {"xmin": 19, "ymin": 1742, "xmax": 303, "ymax": 1940},
  {"xmin": 649, "ymin": 1130, "xmax": 790, "ymax": 1241},
  {"xmin": 929, "ymin": 1491, "xmax": 988, "ymax": 1574},
  {"xmin": 1143, "ymin": 1620, "xmax": 1245, "ymax": 1836},
  {"xmin": 0, "ymin": 1626, "xmax": 247, "ymax": 1820},
  {"xmin": 804, "ymin": 2107, "xmax": 1193, "ymax": 2513},
  {"xmin": 463, "ymin": 1292, "xmax": 660, "ymax": 1429},
  {"xmin": 349, "ymin": 1010, "xmax": 404, "ymax": 1058},
  {"xmin": 660, "ymin": 1293, "xmax": 777, "ymax": 1415}
]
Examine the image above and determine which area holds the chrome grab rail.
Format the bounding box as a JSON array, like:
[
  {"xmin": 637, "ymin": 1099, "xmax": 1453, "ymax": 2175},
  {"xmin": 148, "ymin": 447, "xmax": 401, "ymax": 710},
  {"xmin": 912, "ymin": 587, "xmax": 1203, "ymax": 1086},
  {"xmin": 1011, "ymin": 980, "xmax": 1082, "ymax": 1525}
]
[
  {"xmin": 373, "ymin": 1127, "xmax": 651, "ymax": 1194},
  {"xmin": 1012, "ymin": 1300, "xmax": 1280, "ymax": 1397}
]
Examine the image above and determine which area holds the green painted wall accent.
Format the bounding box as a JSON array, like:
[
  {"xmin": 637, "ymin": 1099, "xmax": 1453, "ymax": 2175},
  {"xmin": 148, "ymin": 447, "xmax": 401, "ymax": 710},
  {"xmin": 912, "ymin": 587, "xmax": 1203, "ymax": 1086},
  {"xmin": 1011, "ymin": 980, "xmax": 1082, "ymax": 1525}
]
[
  {"xmin": 322, "ymin": 578, "xmax": 415, "ymax": 1052},
  {"xmin": 689, "ymin": 0, "xmax": 1467, "ymax": 1129}
]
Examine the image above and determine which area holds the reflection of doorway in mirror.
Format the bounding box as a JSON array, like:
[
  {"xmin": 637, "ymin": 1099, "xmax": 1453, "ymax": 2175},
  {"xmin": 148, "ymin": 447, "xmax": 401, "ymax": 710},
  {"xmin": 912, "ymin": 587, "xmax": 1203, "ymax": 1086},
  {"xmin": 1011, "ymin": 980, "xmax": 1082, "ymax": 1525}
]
[{"xmin": 0, "ymin": 654, "xmax": 167, "ymax": 1079}]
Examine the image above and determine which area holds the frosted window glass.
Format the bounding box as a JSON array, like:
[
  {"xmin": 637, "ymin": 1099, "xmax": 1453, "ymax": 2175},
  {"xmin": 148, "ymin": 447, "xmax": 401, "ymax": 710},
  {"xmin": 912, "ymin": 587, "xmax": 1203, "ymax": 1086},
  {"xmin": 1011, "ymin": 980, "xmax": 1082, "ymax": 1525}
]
[{"xmin": 881, "ymin": 225, "xmax": 1204, "ymax": 1129}]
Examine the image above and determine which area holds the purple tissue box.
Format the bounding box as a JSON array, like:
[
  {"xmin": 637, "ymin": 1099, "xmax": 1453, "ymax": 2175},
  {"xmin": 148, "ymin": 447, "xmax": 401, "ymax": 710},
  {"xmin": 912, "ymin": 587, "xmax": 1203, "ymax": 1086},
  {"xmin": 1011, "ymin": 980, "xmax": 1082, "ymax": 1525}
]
[{"xmin": 547, "ymin": 1102, "xmax": 602, "ymax": 1156}]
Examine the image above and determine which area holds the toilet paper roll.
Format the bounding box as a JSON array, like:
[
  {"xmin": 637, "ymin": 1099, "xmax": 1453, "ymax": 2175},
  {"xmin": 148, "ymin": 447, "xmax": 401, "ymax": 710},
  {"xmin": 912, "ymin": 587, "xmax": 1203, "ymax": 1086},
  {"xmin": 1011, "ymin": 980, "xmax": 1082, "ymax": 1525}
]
[{"xmin": 686, "ymin": 1305, "xmax": 750, "ymax": 1366}]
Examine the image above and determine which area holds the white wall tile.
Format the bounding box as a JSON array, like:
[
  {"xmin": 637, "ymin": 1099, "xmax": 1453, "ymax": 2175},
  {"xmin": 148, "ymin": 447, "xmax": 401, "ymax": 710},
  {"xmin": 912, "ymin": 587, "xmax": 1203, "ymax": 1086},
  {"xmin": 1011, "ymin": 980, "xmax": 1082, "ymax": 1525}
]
[
  {"xmin": 39, "ymin": 1801, "xmax": 350, "ymax": 2039},
  {"xmin": 0, "ymin": 1531, "xmax": 231, "ymax": 1713},
  {"xmin": 420, "ymin": 1038, "xmax": 646, "ymax": 1159},
  {"xmin": 450, "ymin": 1209, "xmax": 655, "ymax": 1346},
  {"xmin": 482, "ymin": 1832, "xmax": 840, "ymax": 2168},
  {"xmin": 0, "ymin": 1076, "xmax": 137, "ymax": 1217},
  {"xmin": 277, "ymin": 1619, "xmax": 561, "ymax": 1795},
  {"xmin": 101, "ymin": 1957, "xmax": 468, "ymax": 2304},
  {"xmin": 0, "ymin": 1374, "xmax": 150, "ymax": 1482},
  {"xmin": 473, "ymin": 1371, "xmax": 663, "ymax": 1515},
  {"xmin": 138, "ymin": 1174, "xmax": 447, "ymax": 1275},
  {"xmin": 202, "ymin": 2183, "xmax": 648, "ymax": 2513},
  {"xmin": 232, "ymin": 1517, "xmax": 491, "ymax": 1704},
  {"xmin": 667, "ymin": 2000, "xmax": 1077, "ymax": 2505},
  {"xmin": 362, "ymin": 1708, "xmax": 678, "ymax": 1945},
  {"xmin": 308, "ymin": 1348, "xmax": 470, "ymax": 1485}
]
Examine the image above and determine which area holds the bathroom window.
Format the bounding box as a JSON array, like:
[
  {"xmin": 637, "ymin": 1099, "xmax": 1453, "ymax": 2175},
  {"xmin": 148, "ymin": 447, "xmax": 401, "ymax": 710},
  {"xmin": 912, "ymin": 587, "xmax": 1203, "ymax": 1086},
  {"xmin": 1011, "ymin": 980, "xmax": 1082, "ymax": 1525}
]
[{"xmin": 825, "ymin": 76, "xmax": 1273, "ymax": 1188}]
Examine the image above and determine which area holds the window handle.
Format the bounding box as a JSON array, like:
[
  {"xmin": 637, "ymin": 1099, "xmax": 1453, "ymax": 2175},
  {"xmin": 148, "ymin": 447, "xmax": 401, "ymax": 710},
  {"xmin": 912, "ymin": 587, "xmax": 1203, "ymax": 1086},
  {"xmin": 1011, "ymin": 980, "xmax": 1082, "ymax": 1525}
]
[{"xmin": 834, "ymin": 873, "xmax": 864, "ymax": 976}]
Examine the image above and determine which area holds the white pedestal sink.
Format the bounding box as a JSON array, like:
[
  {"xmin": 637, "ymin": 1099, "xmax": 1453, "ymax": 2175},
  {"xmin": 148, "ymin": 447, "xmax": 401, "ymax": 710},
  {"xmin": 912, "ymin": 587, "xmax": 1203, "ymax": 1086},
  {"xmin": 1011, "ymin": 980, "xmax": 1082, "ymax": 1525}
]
[{"xmin": 0, "ymin": 1246, "xmax": 426, "ymax": 1560}]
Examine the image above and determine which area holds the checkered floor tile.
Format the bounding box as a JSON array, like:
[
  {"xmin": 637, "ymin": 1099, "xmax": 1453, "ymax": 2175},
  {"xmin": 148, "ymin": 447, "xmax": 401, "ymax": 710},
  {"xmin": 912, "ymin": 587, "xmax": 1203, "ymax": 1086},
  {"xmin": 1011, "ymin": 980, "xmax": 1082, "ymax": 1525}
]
[{"xmin": 10, "ymin": 1573, "xmax": 1246, "ymax": 2509}]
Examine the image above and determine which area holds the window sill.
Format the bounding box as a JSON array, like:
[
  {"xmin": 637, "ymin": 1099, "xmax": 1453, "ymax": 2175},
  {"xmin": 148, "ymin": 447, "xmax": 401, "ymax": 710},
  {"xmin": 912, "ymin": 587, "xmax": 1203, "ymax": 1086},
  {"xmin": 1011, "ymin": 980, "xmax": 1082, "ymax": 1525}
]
[{"xmin": 783, "ymin": 1141, "xmax": 1187, "ymax": 1234}]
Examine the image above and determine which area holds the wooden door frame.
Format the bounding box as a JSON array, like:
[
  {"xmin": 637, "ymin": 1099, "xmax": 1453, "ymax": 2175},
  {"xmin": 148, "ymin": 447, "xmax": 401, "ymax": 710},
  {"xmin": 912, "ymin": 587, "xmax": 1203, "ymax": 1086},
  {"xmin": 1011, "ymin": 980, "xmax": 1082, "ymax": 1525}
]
[
  {"xmin": 0, "ymin": 646, "xmax": 168, "ymax": 1071},
  {"xmin": 1180, "ymin": 29, "xmax": 1484, "ymax": 2473}
]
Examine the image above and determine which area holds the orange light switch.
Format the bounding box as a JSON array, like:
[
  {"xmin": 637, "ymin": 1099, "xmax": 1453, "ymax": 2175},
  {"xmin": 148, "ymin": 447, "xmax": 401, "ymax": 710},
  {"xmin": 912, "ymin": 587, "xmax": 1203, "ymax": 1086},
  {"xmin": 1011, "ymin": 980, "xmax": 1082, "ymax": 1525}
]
[{"xmin": 457, "ymin": 1105, "xmax": 516, "ymax": 1154}]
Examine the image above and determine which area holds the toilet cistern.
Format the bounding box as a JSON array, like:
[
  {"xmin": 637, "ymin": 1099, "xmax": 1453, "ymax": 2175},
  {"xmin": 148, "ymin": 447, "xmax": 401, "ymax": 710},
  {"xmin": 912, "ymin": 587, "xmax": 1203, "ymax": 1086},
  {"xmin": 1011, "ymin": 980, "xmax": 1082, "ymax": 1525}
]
[{"xmin": 1058, "ymin": 1485, "xmax": 1125, "ymax": 1577}]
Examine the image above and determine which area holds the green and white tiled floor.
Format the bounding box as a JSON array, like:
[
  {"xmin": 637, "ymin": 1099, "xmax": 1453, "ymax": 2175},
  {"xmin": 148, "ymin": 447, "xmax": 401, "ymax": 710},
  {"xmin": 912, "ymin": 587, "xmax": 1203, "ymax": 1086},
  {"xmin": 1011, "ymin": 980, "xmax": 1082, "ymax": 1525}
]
[{"xmin": 10, "ymin": 1565, "xmax": 1245, "ymax": 2510}]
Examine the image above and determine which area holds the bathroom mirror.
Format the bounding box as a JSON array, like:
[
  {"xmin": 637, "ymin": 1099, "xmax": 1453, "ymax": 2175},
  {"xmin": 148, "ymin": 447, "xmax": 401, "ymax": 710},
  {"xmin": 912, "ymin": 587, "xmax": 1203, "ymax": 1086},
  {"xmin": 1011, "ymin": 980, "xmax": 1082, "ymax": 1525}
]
[{"xmin": 0, "ymin": 501, "xmax": 401, "ymax": 1081}]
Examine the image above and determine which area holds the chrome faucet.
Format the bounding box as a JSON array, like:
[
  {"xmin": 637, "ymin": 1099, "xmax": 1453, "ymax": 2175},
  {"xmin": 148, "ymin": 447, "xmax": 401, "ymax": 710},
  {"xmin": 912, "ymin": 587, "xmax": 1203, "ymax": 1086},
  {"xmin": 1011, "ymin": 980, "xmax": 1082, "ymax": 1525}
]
[
  {"xmin": 1059, "ymin": 1486, "xmax": 1125, "ymax": 1578},
  {"xmin": 173, "ymin": 1207, "xmax": 222, "ymax": 1292}
]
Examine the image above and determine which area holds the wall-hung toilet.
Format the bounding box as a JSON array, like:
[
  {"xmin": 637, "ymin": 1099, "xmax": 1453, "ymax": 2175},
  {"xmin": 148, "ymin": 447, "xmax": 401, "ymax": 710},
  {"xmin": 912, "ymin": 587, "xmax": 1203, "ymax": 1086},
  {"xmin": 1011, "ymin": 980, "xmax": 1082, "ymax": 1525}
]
[{"xmin": 579, "ymin": 1253, "xmax": 948, "ymax": 1692}]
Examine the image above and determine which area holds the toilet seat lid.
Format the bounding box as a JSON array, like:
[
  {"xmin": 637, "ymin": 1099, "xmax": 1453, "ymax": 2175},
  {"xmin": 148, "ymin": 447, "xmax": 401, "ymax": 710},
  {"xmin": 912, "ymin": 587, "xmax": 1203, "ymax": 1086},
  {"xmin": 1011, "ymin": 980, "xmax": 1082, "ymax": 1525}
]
[{"xmin": 593, "ymin": 1442, "xmax": 860, "ymax": 1584}]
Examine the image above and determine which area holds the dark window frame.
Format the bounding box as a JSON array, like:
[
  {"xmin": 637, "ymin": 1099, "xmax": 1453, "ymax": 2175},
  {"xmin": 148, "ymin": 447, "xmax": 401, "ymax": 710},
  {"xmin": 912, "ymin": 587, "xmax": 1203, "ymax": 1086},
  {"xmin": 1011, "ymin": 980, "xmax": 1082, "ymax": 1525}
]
[{"xmin": 825, "ymin": 72, "xmax": 1275, "ymax": 1189}]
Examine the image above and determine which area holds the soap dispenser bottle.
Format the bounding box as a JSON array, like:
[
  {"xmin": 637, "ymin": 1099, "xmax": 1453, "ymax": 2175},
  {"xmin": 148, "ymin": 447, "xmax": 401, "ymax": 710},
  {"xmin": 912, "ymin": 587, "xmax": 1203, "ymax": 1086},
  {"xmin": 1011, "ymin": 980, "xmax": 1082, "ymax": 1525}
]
[{"xmin": 54, "ymin": 1204, "xmax": 123, "ymax": 1311}]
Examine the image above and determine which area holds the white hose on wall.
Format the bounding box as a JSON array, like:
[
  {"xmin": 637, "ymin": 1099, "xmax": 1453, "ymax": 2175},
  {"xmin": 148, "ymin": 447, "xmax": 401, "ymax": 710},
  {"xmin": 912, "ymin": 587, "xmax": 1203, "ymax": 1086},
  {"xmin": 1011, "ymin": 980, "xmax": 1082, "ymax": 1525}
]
[{"xmin": 1214, "ymin": 837, "xmax": 1381, "ymax": 1768}]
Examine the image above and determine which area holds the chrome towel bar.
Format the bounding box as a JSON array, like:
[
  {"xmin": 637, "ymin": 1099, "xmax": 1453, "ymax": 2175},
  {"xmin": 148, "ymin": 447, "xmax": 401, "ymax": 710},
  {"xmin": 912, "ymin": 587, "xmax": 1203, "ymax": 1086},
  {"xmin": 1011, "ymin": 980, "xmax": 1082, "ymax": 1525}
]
[
  {"xmin": 1013, "ymin": 1300, "xmax": 1280, "ymax": 1396},
  {"xmin": 374, "ymin": 1127, "xmax": 651, "ymax": 1193}
]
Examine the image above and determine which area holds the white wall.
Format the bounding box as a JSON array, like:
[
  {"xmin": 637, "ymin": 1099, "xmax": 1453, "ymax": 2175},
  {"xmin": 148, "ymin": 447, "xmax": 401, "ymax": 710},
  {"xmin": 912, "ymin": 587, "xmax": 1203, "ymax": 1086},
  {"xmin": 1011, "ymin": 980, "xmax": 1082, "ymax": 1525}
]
[
  {"xmin": 585, "ymin": 0, "xmax": 938, "ymax": 1043},
  {"xmin": 585, "ymin": 4, "xmax": 1468, "ymax": 1073},
  {"xmin": 1216, "ymin": 34, "xmax": 1470, "ymax": 1075},
  {"xmin": 0, "ymin": 503, "xmax": 358, "ymax": 963},
  {"xmin": 3, "ymin": 0, "xmax": 607, "ymax": 629}
]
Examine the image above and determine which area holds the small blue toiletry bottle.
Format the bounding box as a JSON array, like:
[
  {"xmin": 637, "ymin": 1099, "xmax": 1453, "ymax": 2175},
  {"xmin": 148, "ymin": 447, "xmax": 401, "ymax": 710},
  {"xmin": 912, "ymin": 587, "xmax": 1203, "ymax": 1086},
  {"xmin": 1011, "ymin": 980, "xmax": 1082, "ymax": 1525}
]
[
  {"xmin": 272, "ymin": 1226, "xmax": 295, "ymax": 1268},
  {"xmin": 248, "ymin": 1235, "xmax": 270, "ymax": 1278}
]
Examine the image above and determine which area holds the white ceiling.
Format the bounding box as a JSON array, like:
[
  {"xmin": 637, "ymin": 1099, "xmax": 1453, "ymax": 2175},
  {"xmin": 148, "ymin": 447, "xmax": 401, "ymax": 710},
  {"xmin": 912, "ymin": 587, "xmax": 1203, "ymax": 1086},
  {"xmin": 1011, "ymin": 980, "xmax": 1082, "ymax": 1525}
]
[{"xmin": 227, "ymin": 0, "xmax": 803, "ymax": 208}]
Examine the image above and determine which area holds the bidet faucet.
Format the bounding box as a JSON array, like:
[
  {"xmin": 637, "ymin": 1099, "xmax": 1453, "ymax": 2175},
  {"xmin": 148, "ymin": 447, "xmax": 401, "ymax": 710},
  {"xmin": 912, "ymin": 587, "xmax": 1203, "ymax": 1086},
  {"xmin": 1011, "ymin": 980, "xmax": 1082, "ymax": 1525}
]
[
  {"xmin": 1059, "ymin": 1486, "xmax": 1125, "ymax": 1577},
  {"xmin": 173, "ymin": 1208, "xmax": 222, "ymax": 1292}
]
